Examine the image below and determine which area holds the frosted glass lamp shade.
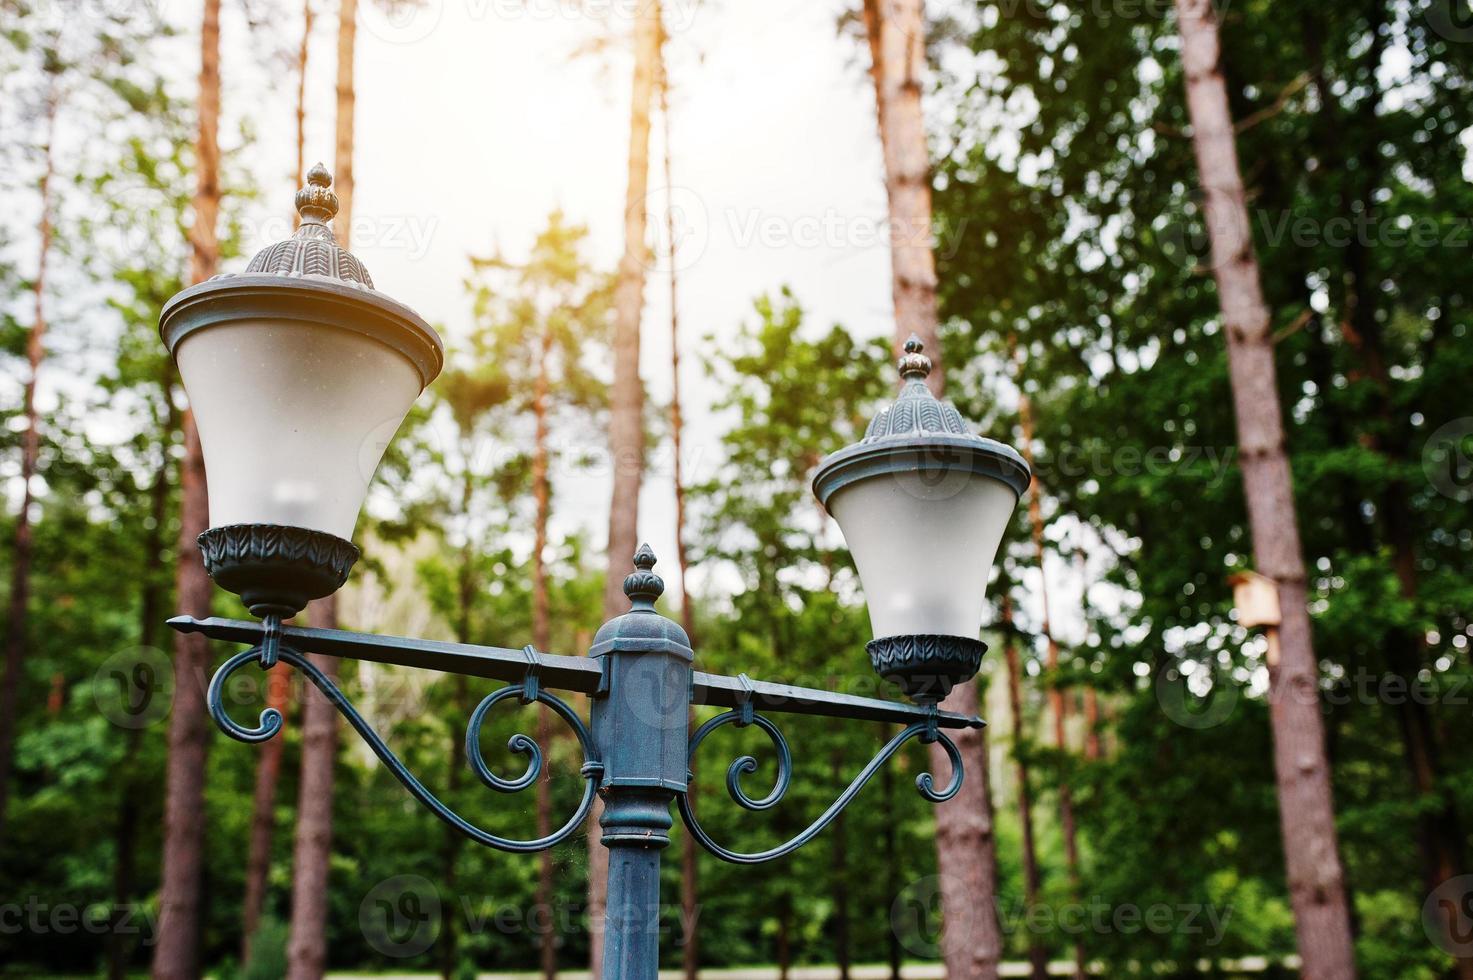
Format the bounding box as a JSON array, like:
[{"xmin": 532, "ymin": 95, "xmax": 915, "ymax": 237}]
[
  {"xmin": 827, "ymin": 471, "xmax": 1018, "ymax": 641},
  {"xmin": 176, "ymin": 317, "xmax": 422, "ymax": 539}
]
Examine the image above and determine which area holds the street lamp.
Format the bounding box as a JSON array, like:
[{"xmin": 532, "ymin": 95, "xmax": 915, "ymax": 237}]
[
  {"xmin": 812, "ymin": 337, "xmax": 1030, "ymax": 703},
  {"xmin": 161, "ymin": 170, "xmax": 1029, "ymax": 979},
  {"xmin": 160, "ymin": 163, "xmax": 442, "ymax": 621}
]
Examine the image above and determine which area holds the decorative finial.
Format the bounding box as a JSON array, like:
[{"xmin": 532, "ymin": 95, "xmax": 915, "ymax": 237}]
[
  {"xmin": 898, "ymin": 333, "xmax": 931, "ymax": 381},
  {"xmin": 295, "ymin": 162, "xmax": 340, "ymax": 226},
  {"xmin": 623, "ymin": 544, "xmax": 664, "ymax": 608}
]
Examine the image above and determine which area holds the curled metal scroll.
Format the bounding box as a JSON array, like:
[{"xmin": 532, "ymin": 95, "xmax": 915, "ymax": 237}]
[
  {"xmin": 676, "ymin": 710, "xmax": 963, "ymax": 865},
  {"xmin": 208, "ymin": 645, "xmax": 603, "ymax": 853}
]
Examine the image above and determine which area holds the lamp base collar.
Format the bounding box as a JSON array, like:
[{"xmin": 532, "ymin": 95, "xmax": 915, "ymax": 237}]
[
  {"xmin": 198, "ymin": 523, "xmax": 359, "ymax": 618},
  {"xmin": 867, "ymin": 634, "xmax": 987, "ymax": 705}
]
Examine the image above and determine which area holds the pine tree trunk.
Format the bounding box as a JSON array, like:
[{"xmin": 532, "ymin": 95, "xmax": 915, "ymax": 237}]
[
  {"xmin": 286, "ymin": 598, "xmax": 339, "ymax": 980},
  {"xmin": 242, "ymin": 30, "xmax": 314, "ymax": 957},
  {"xmin": 283, "ymin": 11, "xmax": 355, "ymax": 971},
  {"xmin": 0, "ymin": 93, "xmax": 57, "ymax": 842},
  {"xmin": 532, "ymin": 329, "xmax": 557, "ymax": 980},
  {"xmin": 152, "ymin": 0, "xmax": 220, "ymax": 968},
  {"xmin": 241, "ymin": 668, "xmax": 291, "ymax": 964},
  {"xmin": 1001, "ymin": 599, "xmax": 1048, "ymax": 980},
  {"xmin": 293, "ymin": 0, "xmax": 314, "ymax": 228},
  {"xmin": 860, "ymin": 0, "xmax": 943, "ymax": 391},
  {"xmin": 1173, "ymin": 2, "xmax": 1357, "ymax": 975},
  {"xmin": 1082, "ymin": 687, "xmax": 1100, "ymax": 760},
  {"xmin": 333, "ymin": 0, "xmax": 356, "ymax": 239},
  {"xmin": 1017, "ymin": 390, "xmax": 1084, "ymax": 979},
  {"xmin": 928, "ymin": 681, "xmax": 1003, "ymax": 980},
  {"xmin": 590, "ymin": 4, "xmax": 662, "ymax": 975},
  {"xmin": 659, "ymin": 55, "xmax": 701, "ymax": 980},
  {"xmin": 600, "ymin": 0, "xmax": 660, "ymax": 623},
  {"xmin": 862, "ymin": 2, "xmax": 1001, "ymax": 977}
]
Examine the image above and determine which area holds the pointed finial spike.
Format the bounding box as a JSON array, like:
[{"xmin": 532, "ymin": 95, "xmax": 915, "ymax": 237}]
[
  {"xmin": 898, "ymin": 334, "xmax": 932, "ymax": 381},
  {"xmin": 633, "ymin": 543, "xmax": 657, "ymax": 570},
  {"xmin": 307, "ymin": 162, "xmax": 331, "ymax": 186}
]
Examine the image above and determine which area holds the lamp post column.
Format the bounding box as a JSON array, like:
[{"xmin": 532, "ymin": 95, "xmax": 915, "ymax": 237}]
[{"xmin": 589, "ymin": 545, "xmax": 695, "ymax": 980}]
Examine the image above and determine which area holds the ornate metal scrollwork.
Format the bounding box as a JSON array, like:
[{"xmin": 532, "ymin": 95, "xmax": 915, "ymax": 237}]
[
  {"xmin": 207, "ymin": 645, "xmax": 603, "ymax": 853},
  {"xmin": 676, "ymin": 709, "xmax": 963, "ymax": 865}
]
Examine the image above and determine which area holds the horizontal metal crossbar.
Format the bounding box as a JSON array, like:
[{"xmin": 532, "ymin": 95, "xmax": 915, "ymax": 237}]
[{"xmin": 169, "ymin": 616, "xmax": 984, "ymax": 731}]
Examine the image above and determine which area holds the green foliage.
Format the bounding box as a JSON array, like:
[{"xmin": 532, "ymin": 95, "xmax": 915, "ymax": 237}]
[
  {"xmin": 934, "ymin": 0, "xmax": 1473, "ymax": 972},
  {"xmin": 240, "ymin": 915, "xmax": 289, "ymax": 980}
]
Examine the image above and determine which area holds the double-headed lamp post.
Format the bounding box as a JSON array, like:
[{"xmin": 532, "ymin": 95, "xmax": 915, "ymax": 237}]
[{"xmin": 158, "ymin": 168, "xmax": 1031, "ymax": 978}]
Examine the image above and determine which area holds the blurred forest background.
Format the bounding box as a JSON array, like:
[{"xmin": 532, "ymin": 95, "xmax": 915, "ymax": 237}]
[{"xmin": 1, "ymin": 0, "xmax": 1472, "ymax": 977}]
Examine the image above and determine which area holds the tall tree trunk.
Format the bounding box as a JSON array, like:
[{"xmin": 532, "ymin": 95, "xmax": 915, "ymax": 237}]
[
  {"xmin": 292, "ymin": 0, "xmax": 314, "ymax": 228},
  {"xmin": 1001, "ymin": 598, "xmax": 1048, "ymax": 980},
  {"xmin": 285, "ymin": 25, "xmax": 354, "ymax": 968},
  {"xmin": 600, "ymin": 0, "xmax": 660, "ymax": 623},
  {"xmin": 862, "ymin": 2, "xmax": 1001, "ymax": 977},
  {"xmin": 1016, "ymin": 389, "xmax": 1084, "ymax": 979},
  {"xmin": 860, "ymin": 0, "xmax": 943, "ymax": 390},
  {"xmin": 242, "ymin": 30, "xmax": 315, "ymax": 957},
  {"xmin": 1082, "ymin": 687, "xmax": 1101, "ymax": 760},
  {"xmin": 532, "ymin": 329, "xmax": 558, "ymax": 980},
  {"xmin": 0, "ymin": 91, "xmax": 58, "ymax": 841},
  {"xmin": 659, "ymin": 51, "xmax": 701, "ymax": 980},
  {"xmin": 241, "ymin": 669, "xmax": 291, "ymax": 964},
  {"xmin": 333, "ymin": 0, "xmax": 356, "ymax": 239},
  {"xmin": 1174, "ymin": 2, "xmax": 1357, "ymax": 975},
  {"xmin": 590, "ymin": 4, "xmax": 662, "ymax": 975},
  {"xmin": 929, "ymin": 680, "xmax": 1002, "ymax": 979},
  {"xmin": 152, "ymin": 1, "xmax": 221, "ymax": 969},
  {"xmin": 285, "ymin": 599, "xmax": 339, "ymax": 980}
]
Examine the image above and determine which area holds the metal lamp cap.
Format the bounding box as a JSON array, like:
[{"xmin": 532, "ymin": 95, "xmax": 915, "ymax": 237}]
[
  {"xmin": 811, "ymin": 335, "xmax": 1030, "ymax": 507},
  {"xmin": 159, "ymin": 164, "xmax": 444, "ymax": 388}
]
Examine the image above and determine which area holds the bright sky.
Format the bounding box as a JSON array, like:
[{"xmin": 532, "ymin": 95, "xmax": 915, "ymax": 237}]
[{"xmin": 238, "ymin": 0, "xmax": 898, "ymax": 602}]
